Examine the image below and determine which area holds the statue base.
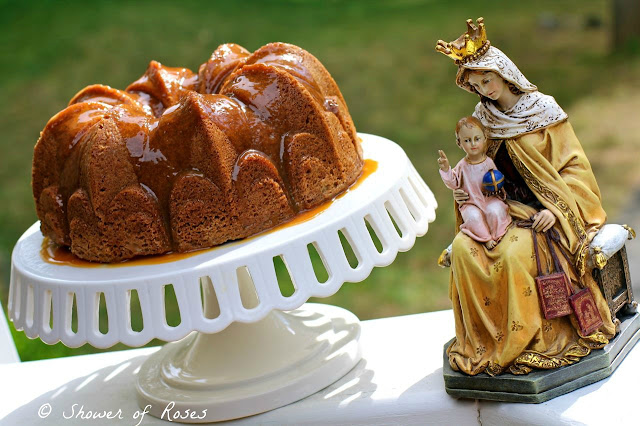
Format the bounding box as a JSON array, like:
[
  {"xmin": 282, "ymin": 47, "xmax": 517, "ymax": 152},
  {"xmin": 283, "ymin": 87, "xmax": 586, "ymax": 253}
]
[{"xmin": 443, "ymin": 312, "xmax": 640, "ymax": 403}]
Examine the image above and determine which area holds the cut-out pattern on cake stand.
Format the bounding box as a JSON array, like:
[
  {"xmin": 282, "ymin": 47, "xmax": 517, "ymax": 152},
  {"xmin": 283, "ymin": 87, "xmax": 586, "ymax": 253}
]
[{"xmin": 9, "ymin": 133, "xmax": 437, "ymax": 422}]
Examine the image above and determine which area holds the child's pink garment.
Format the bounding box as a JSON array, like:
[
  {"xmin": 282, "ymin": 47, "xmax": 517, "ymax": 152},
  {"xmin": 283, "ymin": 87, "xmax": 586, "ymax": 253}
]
[{"xmin": 440, "ymin": 156, "xmax": 511, "ymax": 243}]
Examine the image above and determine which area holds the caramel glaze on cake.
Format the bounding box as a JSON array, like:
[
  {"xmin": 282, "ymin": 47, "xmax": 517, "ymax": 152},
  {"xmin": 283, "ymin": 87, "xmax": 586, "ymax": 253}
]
[{"xmin": 33, "ymin": 43, "xmax": 363, "ymax": 262}]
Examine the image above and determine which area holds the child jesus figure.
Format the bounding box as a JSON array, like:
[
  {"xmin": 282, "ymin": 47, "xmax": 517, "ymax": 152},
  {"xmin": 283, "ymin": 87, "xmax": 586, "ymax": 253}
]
[{"xmin": 438, "ymin": 116, "xmax": 511, "ymax": 249}]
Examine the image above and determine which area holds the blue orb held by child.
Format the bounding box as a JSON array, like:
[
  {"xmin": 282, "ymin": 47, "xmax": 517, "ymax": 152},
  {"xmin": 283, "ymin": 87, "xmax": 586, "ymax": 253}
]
[{"xmin": 482, "ymin": 169, "xmax": 505, "ymax": 193}]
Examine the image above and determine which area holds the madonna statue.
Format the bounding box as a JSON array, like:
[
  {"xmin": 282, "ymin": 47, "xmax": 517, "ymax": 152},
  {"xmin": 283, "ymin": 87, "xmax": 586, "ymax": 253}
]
[{"xmin": 435, "ymin": 18, "xmax": 616, "ymax": 376}]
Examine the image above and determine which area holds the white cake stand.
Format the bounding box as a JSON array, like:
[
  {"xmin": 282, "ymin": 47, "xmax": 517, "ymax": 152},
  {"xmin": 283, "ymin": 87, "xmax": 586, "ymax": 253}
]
[{"xmin": 9, "ymin": 133, "xmax": 436, "ymax": 422}]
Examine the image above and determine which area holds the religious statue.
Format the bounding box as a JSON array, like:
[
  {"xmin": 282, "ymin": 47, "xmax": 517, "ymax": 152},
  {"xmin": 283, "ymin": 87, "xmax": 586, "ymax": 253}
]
[{"xmin": 434, "ymin": 18, "xmax": 618, "ymax": 377}]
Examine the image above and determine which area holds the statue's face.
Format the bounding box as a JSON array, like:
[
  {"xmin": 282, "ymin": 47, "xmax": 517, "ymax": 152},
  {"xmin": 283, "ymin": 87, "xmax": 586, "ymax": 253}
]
[
  {"xmin": 467, "ymin": 71, "xmax": 505, "ymax": 101},
  {"xmin": 456, "ymin": 124, "xmax": 486, "ymax": 159}
]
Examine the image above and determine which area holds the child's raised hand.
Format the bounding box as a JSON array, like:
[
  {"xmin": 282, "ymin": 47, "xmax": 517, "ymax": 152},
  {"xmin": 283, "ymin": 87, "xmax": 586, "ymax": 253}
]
[{"xmin": 437, "ymin": 150, "xmax": 450, "ymax": 171}]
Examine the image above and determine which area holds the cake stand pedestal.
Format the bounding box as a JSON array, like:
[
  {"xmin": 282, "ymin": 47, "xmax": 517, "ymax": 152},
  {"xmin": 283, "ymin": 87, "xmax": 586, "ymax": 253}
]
[
  {"xmin": 9, "ymin": 133, "xmax": 436, "ymax": 422},
  {"xmin": 137, "ymin": 266, "xmax": 362, "ymax": 422},
  {"xmin": 137, "ymin": 302, "xmax": 361, "ymax": 422}
]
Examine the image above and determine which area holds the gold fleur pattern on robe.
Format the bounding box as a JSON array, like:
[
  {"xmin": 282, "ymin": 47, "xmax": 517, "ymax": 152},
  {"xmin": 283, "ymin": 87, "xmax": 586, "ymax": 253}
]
[
  {"xmin": 523, "ymin": 286, "xmax": 532, "ymax": 297},
  {"xmin": 495, "ymin": 331, "xmax": 504, "ymax": 342},
  {"xmin": 510, "ymin": 235, "xmax": 519, "ymax": 242},
  {"xmin": 470, "ymin": 247, "xmax": 479, "ymax": 257},
  {"xmin": 511, "ymin": 321, "xmax": 524, "ymax": 331},
  {"xmin": 543, "ymin": 322, "xmax": 553, "ymax": 332},
  {"xmin": 493, "ymin": 261, "xmax": 503, "ymax": 272},
  {"xmin": 484, "ymin": 296, "xmax": 491, "ymax": 306},
  {"xmin": 476, "ymin": 345, "xmax": 487, "ymax": 355}
]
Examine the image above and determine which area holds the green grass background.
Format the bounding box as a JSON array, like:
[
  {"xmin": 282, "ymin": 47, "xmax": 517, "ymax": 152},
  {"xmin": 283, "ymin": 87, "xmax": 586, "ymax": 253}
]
[{"xmin": 1, "ymin": 0, "xmax": 639, "ymax": 360}]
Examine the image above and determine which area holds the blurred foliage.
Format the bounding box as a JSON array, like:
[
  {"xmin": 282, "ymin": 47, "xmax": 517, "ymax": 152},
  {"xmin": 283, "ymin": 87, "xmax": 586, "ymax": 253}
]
[{"xmin": 1, "ymin": 0, "xmax": 639, "ymax": 360}]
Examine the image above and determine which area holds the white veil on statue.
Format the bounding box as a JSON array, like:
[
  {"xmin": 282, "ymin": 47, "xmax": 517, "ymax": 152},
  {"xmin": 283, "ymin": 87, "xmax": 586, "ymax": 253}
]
[{"xmin": 456, "ymin": 46, "xmax": 568, "ymax": 139}]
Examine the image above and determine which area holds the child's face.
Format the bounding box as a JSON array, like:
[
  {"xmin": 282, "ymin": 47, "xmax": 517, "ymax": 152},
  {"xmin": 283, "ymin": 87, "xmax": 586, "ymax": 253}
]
[{"xmin": 457, "ymin": 125, "xmax": 486, "ymax": 157}]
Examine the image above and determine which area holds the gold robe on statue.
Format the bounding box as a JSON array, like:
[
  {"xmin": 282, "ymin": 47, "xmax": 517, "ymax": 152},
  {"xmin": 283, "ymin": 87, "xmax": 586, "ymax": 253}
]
[{"xmin": 447, "ymin": 120, "xmax": 616, "ymax": 376}]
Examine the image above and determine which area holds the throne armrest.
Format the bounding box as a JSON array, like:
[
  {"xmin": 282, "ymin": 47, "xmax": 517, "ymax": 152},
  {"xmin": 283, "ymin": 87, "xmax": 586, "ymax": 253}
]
[{"xmin": 588, "ymin": 224, "xmax": 635, "ymax": 269}]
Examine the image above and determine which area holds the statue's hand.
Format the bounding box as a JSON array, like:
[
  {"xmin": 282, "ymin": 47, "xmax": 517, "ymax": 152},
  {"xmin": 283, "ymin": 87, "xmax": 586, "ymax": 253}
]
[
  {"xmin": 437, "ymin": 150, "xmax": 450, "ymax": 171},
  {"xmin": 453, "ymin": 189, "xmax": 469, "ymax": 205},
  {"xmin": 532, "ymin": 209, "xmax": 556, "ymax": 232}
]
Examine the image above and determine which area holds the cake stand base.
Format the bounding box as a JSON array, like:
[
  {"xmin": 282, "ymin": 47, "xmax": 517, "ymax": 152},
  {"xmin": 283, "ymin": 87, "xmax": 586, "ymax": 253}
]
[{"xmin": 136, "ymin": 303, "xmax": 361, "ymax": 423}]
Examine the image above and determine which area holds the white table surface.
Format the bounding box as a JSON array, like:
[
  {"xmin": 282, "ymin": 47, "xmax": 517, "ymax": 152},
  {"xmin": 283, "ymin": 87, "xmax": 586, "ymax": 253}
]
[
  {"xmin": 0, "ymin": 301, "xmax": 19, "ymax": 364},
  {"xmin": 1, "ymin": 309, "xmax": 638, "ymax": 425}
]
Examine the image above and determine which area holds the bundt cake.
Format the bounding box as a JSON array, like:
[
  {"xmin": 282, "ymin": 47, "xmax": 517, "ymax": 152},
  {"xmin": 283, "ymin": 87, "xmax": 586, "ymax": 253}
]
[{"xmin": 33, "ymin": 42, "xmax": 363, "ymax": 262}]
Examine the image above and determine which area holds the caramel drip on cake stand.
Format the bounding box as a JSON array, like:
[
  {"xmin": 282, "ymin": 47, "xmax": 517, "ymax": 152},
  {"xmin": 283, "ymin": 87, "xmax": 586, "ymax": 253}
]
[{"xmin": 42, "ymin": 159, "xmax": 378, "ymax": 268}]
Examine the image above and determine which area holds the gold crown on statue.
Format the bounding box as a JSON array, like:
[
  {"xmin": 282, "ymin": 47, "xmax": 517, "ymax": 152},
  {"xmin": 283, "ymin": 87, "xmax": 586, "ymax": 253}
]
[{"xmin": 435, "ymin": 17, "xmax": 490, "ymax": 64}]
